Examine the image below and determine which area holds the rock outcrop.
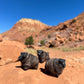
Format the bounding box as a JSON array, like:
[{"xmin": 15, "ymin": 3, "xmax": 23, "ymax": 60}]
[
  {"xmin": 39, "ymin": 12, "xmax": 84, "ymax": 47},
  {"xmin": 2, "ymin": 18, "xmax": 50, "ymax": 42},
  {"xmin": 1, "ymin": 12, "xmax": 84, "ymax": 47}
]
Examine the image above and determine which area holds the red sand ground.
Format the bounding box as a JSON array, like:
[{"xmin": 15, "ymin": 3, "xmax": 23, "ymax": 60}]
[
  {"xmin": 0, "ymin": 44, "xmax": 84, "ymax": 84},
  {"xmin": 0, "ymin": 41, "xmax": 25, "ymax": 65}
]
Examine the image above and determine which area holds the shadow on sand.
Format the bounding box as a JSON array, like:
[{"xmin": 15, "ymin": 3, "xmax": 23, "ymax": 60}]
[
  {"xmin": 16, "ymin": 66, "xmax": 38, "ymax": 71},
  {"xmin": 40, "ymin": 68, "xmax": 58, "ymax": 78}
]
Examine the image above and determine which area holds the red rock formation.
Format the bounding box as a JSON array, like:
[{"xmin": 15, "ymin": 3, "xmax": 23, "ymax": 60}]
[
  {"xmin": 2, "ymin": 18, "xmax": 50, "ymax": 42},
  {"xmin": 1, "ymin": 12, "xmax": 84, "ymax": 47},
  {"xmin": 39, "ymin": 12, "xmax": 84, "ymax": 47}
]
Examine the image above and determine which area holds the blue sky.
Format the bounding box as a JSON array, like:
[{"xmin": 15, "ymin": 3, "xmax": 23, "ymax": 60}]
[{"xmin": 0, "ymin": 0, "xmax": 84, "ymax": 33}]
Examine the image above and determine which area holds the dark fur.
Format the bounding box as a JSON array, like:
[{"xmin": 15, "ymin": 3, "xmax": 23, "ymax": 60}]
[
  {"xmin": 37, "ymin": 50, "xmax": 50, "ymax": 63},
  {"xmin": 45, "ymin": 58, "xmax": 66, "ymax": 77},
  {"xmin": 18, "ymin": 52, "xmax": 39, "ymax": 70}
]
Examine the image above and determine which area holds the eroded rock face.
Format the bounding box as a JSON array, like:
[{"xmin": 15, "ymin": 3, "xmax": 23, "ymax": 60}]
[
  {"xmin": 2, "ymin": 13, "xmax": 84, "ymax": 47},
  {"xmin": 46, "ymin": 40, "xmax": 59, "ymax": 47},
  {"xmin": 1, "ymin": 18, "xmax": 50, "ymax": 42},
  {"xmin": 39, "ymin": 12, "xmax": 84, "ymax": 47}
]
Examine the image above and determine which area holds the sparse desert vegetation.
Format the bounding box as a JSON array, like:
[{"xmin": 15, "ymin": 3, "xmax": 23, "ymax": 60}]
[
  {"xmin": 62, "ymin": 46, "xmax": 84, "ymax": 51},
  {"xmin": 25, "ymin": 35, "xmax": 34, "ymax": 45},
  {"xmin": 48, "ymin": 34, "xmax": 51, "ymax": 39},
  {"xmin": 50, "ymin": 46, "xmax": 84, "ymax": 52},
  {"xmin": 71, "ymin": 19, "xmax": 76, "ymax": 23},
  {"xmin": 25, "ymin": 48, "xmax": 37, "ymax": 55},
  {"xmin": 40, "ymin": 39, "xmax": 46, "ymax": 46}
]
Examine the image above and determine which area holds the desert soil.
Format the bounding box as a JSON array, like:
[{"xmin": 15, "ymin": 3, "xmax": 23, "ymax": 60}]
[{"xmin": 0, "ymin": 44, "xmax": 84, "ymax": 84}]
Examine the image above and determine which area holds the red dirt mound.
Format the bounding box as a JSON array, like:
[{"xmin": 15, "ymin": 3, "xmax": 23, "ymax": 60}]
[
  {"xmin": 0, "ymin": 41, "xmax": 25, "ymax": 65},
  {"xmin": 2, "ymin": 18, "xmax": 50, "ymax": 42}
]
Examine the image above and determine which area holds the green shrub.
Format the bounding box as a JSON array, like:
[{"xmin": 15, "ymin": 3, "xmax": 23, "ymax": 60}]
[
  {"xmin": 40, "ymin": 40, "xmax": 46, "ymax": 46},
  {"xmin": 48, "ymin": 34, "xmax": 51, "ymax": 39},
  {"xmin": 35, "ymin": 35, "xmax": 38, "ymax": 37},
  {"xmin": 25, "ymin": 36, "xmax": 34, "ymax": 45},
  {"xmin": 76, "ymin": 27, "xmax": 79, "ymax": 30},
  {"xmin": 71, "ymin": 19, "xmax": 76, "ymax": 23}
]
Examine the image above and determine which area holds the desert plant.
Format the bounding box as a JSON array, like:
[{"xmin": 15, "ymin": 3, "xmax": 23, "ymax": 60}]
[
  {"xmin": 35, "ymin": 35, "xmax": 38, "ymax": 37},
  {"xmin": 71, "ymin": 19, "xmax": 76, "ymax": 23},
  {"xmin": 25, "ymin": 48, "xmax": 37, "ymax": 56},
  {"xmin": 40, "ymin": 40, "xmax": 46, "ymax": 46},
  {"xmin": 76, "ymin": 27, "xmax": 79, "ymax": 30},
  {"xmin": 62, "ymin": 46, "xmax": 84, "ymax": 52},
  {"xmin": 48, "ymin": 34, "xmax": 51, "ymax": 39},
  {"xmin": 25, "ymin": 36, "xmax": 34, "ymax": 45}
]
